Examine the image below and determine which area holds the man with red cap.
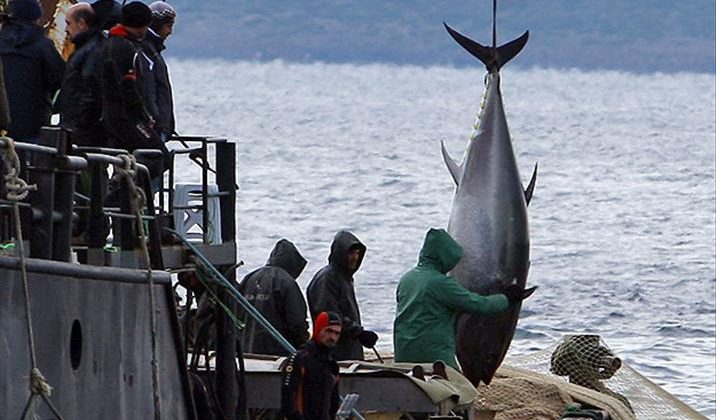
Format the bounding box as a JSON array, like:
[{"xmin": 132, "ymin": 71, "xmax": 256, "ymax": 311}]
[{"xmin": 281, "ymin": 311, "xmax": 342, "ymax": 420}]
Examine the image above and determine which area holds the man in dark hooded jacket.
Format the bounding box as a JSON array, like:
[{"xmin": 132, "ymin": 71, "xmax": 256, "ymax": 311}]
[
  {"xmin": 58, "ymin": 3, "xmax": 106, "ymax": 146},
  {"xmin": 307, "ymin": 230, "xmax": 379, "ymax": 360},
  {"xmin": 393, "ymin": 228, "xmax": 535, "ymax": 369},
  {"xmin": 0, "ymin": 0, "xmax": 65, "ymax": 141},
  {"xmin": 239, "ymin": 239, "xmax": 310, "ymax": 355}
]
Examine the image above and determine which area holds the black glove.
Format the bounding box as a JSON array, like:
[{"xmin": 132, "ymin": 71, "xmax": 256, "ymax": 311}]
[
  {"xmin": 357, "ymin": 330, "xmax": 378, "ymax": 348},
  {"xmin": 501, "ymin": 284, "xmax": 538, "ymax": 305}
]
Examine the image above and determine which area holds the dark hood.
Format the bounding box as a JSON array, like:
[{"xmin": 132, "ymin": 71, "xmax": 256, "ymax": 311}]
[
  {"xmin": 266, "ymin": 239, "xmax": 307, "ymax": 280},
  {"xmin": 0, "ymin": 21, "xmax": 44, "ymax": 51},
  {"xmin": 328, "ymin": 231, "xmax": 366, "ymax": 275},
  {"xmin": 417, "ymin": 228, "xmax": 463, "ymax": 274}
]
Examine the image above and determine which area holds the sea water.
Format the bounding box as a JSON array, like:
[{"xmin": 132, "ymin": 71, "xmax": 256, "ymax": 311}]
[{"xmin": 169, "ymin": 59, "xmax": 716, "ymax": 417}]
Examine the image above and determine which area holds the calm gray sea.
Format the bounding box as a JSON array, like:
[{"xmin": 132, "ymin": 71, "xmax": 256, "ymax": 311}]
[{"xmin": 169, "ymin": 59, "xmax": 716, "ymax": 417}]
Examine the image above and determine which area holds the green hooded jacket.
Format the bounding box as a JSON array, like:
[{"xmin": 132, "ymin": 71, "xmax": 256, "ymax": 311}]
[{"xmin": 393, "ymin": 228, "xmax": 509, "ymax": 369}]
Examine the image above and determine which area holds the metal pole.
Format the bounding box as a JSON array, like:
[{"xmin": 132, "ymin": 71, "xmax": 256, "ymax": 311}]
[
  {"xmin": 86, "ymin": 161, "xmax": 108, "ymax": 259},
  {"xmin": 216, "ymin": 268, "xmax": 239, "ymax": 419},
  {"xmin": 201, "ymin": 140, "xmax": 208, "ymax": 244},
  {"xmin": 28, "ymin": 129, "xmax": 58, "ymax": 259},
  {"xmin": 215, "ymin": 141, "xmax": 235, "ymax": 244}
]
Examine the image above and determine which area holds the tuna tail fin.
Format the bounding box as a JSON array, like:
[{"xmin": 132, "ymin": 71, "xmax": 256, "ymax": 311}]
[
  {"xmin": 524, "ymin": 162, "xmax": 538, "ymax": 205},
  {"xmin": 441, "ymin": 140, "xmax": 462, "ymax": 185},
  {"xmin": 444, "ymin": 23, "xmax": 529, "ymax": 72}
]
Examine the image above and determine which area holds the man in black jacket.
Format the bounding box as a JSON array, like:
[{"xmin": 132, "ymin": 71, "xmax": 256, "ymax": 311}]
[
  {"xmin": 58, "ymin": 3, "xmax": 105, "ymax": 146},
  {"xmin": 281, "ymin": 311, "xmax": 341, "ymax": 420},
  {"xmin": 307, "ymin": 230, "xmax": 379, "ymax": 360},
  {"xmin": 100, "ymin": 1, "xmax": 165, "ymax": 177},
  {"xmin": 0, "ymin": 0, "xmax": 65, "ymax": 142},
  {"xmin": 239, "ymin": 239, "xmax": 309, "ymax": 356},
  {"xmin": 141, "ymin": 1, "xmax": 176, "ymax": 142}
]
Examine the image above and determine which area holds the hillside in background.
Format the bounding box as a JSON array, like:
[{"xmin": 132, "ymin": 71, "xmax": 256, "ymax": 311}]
[{"xmin": 165, "ymin": 1, "xmax": 715, "ymax": 73}]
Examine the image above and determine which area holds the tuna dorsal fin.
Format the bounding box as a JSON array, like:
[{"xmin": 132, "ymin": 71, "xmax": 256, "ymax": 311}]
[
  {"xmin": 444, "ymin": 22, "xmax": 529, "ymax": 72},
  {"xmin": 524, "ymin": 162, "xmax": 538, "ymax": 205},
  {"xmin": 441, "ymin": 140, "xmax": 462, "ymax": 186}
]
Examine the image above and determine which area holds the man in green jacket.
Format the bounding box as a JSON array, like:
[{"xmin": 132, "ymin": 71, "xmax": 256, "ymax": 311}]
[{"xmin": 393, "ymin": 228, "xmax": 533, "ymax": 369}]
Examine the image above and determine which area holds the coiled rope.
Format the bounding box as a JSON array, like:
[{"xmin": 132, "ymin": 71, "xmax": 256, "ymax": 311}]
[
  {"xmin": 113, "ymin": 154, "xmax": 162, "ymax": 420},
  {"xmin": 1, "ymin": 136, "xmax": 64, "ymax": 420}
]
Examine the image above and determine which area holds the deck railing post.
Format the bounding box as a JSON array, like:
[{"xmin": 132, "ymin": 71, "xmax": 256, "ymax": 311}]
[
  {"xmin": 215, "ymin": 141, "xmax": 236, "ymax": 244},
  {"xmin": 216, "ymin": 272, "xmax": 239, "ymax": 419},
  {"xmin": 28, "ymin": 128, "xmax": 58, "ymax": 259},
  {"xmin": 52, "ymin": 129, "xmax": 86, "ymax": 262}
]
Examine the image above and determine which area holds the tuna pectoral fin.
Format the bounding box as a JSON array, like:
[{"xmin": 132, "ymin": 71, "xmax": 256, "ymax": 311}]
[
  {"xmin": 524, "ymin": 162, "xmax": 538, "ymax": 205},
  {"xmin": 444, "ymin": 23, "xmax": 529, "ymax": 72},
  {"xmin": 441, "ymin": 140, "xmax": 462, "ymax": 185}
]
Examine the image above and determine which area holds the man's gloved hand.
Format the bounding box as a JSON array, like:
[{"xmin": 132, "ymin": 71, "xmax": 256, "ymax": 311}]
[
  {"xmin": 357, "ymin": 330, "xmax": 378, "ymax": 348},
  {"xmin": 501, "ymin": 284, "xmax": 538, "ymax": 305}
]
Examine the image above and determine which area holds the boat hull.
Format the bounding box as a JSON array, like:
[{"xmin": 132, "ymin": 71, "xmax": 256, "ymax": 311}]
[{"xmin": 0, "ymin": 256, "xmax": 195, "ymax": 419}]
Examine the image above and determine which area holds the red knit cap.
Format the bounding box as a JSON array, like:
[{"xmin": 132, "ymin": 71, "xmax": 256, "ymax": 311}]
[{"xmin": 313, "ymin": 311, "xmax": 342, "ymax": 342}]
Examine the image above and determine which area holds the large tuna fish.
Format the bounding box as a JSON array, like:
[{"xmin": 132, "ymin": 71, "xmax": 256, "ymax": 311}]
[{"xmin": 441, "ymin": 21, "xmax": 537, "ymax": 386}]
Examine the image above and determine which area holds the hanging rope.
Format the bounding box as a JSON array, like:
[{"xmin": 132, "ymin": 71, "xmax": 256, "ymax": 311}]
[
  {"xmin": 113, "ymin": 154, "xmax": 162, "ymax": 420},
  {"xmin": 1, "ymin": 136, "xmax": 65, "ymax": 420}
]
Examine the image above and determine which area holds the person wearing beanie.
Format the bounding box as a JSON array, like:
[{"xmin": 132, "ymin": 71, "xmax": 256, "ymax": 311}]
[
  {"xmin": 0, "ymin": 0, "xmax": 64, "ymax": 142},
  {"xmin": 90, "ymin": 0, "xmax": 121, "ymax": 31},
  {"xmin": 8, "ymin": 0, "xmax": 42, "ymax": 23},
  {"xmin": 307, "ymin": 230, "xmax": 379, "ymax": 361},
  {"xmin": 238, "ymin": 239, "xmax": 310, "ymax": 356},
  {"xmin": 140, "ymin": 1, "xmax": 176, "ymax": 142},
  {"xmin": 99, "ymin": 1, "xmax": 166, "ymax": 179},
  {"xmin": 148, "ymin": 1, "xmax": 175, "ymax": 37},
  {"xmin": 281, "ymin": 311, "xmax": 342, "ymax": 420}
]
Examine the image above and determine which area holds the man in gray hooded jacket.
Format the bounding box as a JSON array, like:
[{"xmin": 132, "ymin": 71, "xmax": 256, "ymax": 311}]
[{"xmin": 239, "ymin": 239, "xmax": 310, "ymax": 356}]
